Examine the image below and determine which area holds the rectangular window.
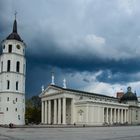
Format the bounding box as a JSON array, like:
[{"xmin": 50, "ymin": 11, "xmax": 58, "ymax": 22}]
[
  {"xmin": 7, "ymin": 97, "xmax": 9, "ymax": 101},
  {"xmin": 1, "ymin": 61, "xmax": 3, "ymax": 72},
  {"xmin": 7, "ymin": 80, "xmax": 10, "ymax": 89},
  {"xmin": 16, "ymin": 61, "xmax": 20, "ymax": 72},
  {"xmin": 7, "ymin": 60, "xmax": 11, "ymax": 72},
  {"xmin": 8, "ymin": 45, "xmax": 12, "ymax": 53},
  {"xmin": 16, "ymin": 82, "xmax": 18, "ymax": 90}
]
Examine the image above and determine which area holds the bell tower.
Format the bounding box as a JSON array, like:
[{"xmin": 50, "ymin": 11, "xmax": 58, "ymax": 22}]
[{"xmin": 0, "ymin": 16, "xmax": 26, "ymax": 125}]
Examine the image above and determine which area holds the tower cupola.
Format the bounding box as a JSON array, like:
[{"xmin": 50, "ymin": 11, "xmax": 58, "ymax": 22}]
[{"xmin": 6, "ymin": 18, "xmax": 23, "ymax": 42}]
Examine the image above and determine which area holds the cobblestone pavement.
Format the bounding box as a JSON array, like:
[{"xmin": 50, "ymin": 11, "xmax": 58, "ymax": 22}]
[{"xmin": 0, "ymin": 126, "xmax": 140, "ymax": 140}]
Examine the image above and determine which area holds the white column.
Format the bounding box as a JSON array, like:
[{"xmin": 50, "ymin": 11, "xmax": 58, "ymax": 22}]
[
  {"xmin": 126, "ymin": 109, "xmax": 129, "ymax": 123},
  {"xmin": 86, "ymin": 104, "xmax": 89, "ymax": 123},
  {"xmin": 45, "ymin": 101, "xmax": 48, "ymax": 124},
  {"xmin": 124, "ymin": 109, "xmax": 127, "ymax": 123},
  {"xmin": 121, "ymin": 109, "xmax": 123, "ymax": 124},
  {"xmin": 110, "ymin": 108, "xmax": 112, "ymax": 124},
  {"xmin": 41, "ymin": 101, "xmax": 44, "ymax": 123},
  {"xmin": 114, "ymin": 108, "xmax": 116, "ymax": 123},
  {"xmin": 106, "ymin": 108, "xmax": 108, "ymax": 123},
  {"xmin": 53, "ymin": 99, "xmax": 57, "ymax": 124},
  {"xmin": 48, "ymin": 100, "xmax": 51, "ymax": 124},
  {"xmin": 62, "ymin": 98, "xmax": 66, "ymax": 124},
  {"xmin": 71, "ymin": 99, "xmax": 75, "ymax": 124},
  {"xmin": 117, "ymin": 109, "xmax": 120, "ymax": 123},
  {"xmin": 58, "ymin": 98, "xmax": 61, "ymax": 124}
]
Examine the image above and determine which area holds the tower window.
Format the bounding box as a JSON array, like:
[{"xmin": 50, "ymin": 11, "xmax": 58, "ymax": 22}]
[
  {"xmin": 16, "ymin": 61, "xmax": 20, "ymax": 72},
  {"xmin": 15, "ymin": 108, "xmax": 17, "ymax": 112},
  {"xmin": 23, "ymin": 64, "xmax": 25, "ymax": 74},
  {"xmin": 8, "ymin": 45, "xmax": 12, "ymax": 53},
  {"xmin": 16, "ymin": 81, "xmax": 19, "ymax": 90},
  {"xmin": 7, "ymin": 97, "xmax": 9, "ymax": 101},
  {"xmin": 18, "ymin": 115, "xmax": 20, "ymax": 120},
  {"xmin": 6, "ymin": 107, "xmax": 8, "ymax": 111},
  {"xmin": 16, "ymin": 98, "xmax": 18, "ymax": 102},
  {"xmin": 1, "ymin": 61, "xmax": 3, "ymax": 72},
  {"xmin": 7, "ymin": 60, "xmax": 11, "ymax": 72},
  {"xmin": 7, "ymin": 80, "xmax": 10, "ymax": 89}
]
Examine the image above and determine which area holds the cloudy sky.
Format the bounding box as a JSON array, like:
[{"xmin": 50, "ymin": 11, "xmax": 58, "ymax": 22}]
[{"xmin": 1, "ymin": 0, "xmax": 140, "ymax": 97}]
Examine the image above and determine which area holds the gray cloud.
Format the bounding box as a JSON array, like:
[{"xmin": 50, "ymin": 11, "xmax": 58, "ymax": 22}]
[{"xmin": 1, "ymin": 0, "xmax": 140, "ymax": 96}]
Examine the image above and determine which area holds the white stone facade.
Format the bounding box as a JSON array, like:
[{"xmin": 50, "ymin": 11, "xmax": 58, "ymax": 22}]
[
  {"xmin": 0, "ymin": 20, "xmax": 26, "ymax": 125},
  {"xmin": 40, "ymin": 85, "xmax": 140, "ymax": 126}
]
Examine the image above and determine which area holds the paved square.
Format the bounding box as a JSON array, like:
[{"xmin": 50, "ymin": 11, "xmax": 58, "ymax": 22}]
[{"xmin": 0, "ymin": 126, "xmax": 140, "ymax": 140}]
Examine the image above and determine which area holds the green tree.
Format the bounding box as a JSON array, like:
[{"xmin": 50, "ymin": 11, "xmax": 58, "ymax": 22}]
[{"xmin": 25, "ymin": 96, "xmax": 41, "ymax": 124}]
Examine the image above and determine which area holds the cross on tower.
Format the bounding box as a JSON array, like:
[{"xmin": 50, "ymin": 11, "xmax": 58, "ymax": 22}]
[{"xmin": 14, "ymin": 11, "xmax": 17, "ymax": 19}]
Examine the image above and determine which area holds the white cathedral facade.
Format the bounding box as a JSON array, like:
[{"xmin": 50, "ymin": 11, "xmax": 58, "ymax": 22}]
[
  {"xmin": 40, "ymin": 81, "xmax": 140, "ymax": 126},
  {"xmin": 0, "ymin": 18, "xmax": 26, "ymax": 125}
]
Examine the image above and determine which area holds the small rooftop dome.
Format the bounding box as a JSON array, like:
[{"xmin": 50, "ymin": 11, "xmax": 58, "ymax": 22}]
[{"xmin": 120, "ymin": 86, "xmax": 137, "ymax": 102}]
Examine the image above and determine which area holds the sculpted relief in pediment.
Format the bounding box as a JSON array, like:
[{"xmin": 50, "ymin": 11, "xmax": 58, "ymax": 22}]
[{"xmin": 43, "ymin": 87, "xmax": 61, "ymax": 95}]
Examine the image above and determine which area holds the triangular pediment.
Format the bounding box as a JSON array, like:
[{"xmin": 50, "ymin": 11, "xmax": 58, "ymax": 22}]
[{"xmin": 40, "ymin": 85, "xmax": 63, "ymax": 96}]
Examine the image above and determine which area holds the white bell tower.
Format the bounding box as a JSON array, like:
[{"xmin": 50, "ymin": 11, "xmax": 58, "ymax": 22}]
[{"xmin": 0, "ymin": 16, "xmax": 26, "ymax": 125}]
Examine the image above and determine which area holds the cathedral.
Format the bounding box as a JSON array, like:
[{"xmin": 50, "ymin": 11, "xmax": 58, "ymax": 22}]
[
  {"xmin": 40, "ymin": 79, "xmax": 140, "ymax": 126},
  {"xmin": 0, "ymin": 17, "xmax": 26, "ymax": 125},
  {"xmin": 1, "ymin": 17, "xmax": 140, "ymax": 126}
]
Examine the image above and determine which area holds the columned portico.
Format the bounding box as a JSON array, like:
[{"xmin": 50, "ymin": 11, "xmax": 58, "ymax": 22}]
[
  {"xmin": 103, "ymin": 107, "xmax": 128, "ymax": 125},
  {"xmin": 41, "ymin": 96, "xmax": 70, "ymax": 125}
]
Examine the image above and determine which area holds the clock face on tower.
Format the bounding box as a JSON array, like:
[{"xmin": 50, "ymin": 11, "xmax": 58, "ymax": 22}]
[{"xmin": 16, "ymin": 44, "xmax": 20, "ymax": 49}]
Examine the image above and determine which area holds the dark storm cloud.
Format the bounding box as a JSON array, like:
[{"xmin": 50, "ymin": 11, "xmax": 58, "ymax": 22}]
[
  {"xmin": 27, "ymin": 45, "xmax": 140, "ymax": 74},
  {"xmin": 0, "ymin": 1, "xmax": 9, "ymax": 37},
  {"xmin": 1, "ymin": 0, "xmax": 140, "ymax": 96}
]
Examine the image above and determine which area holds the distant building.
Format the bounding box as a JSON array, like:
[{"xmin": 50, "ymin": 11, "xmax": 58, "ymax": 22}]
[
  {"xmin": 116, "ymin": 89, "xmax": 124, "ymax": 99},
  {"xmin": 40, "ymin": 82, "xmax": 140, "ymax": 125},
  {"xmin": 0, "ymin": 17, "xmax": 26, "ymax": 125}
]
